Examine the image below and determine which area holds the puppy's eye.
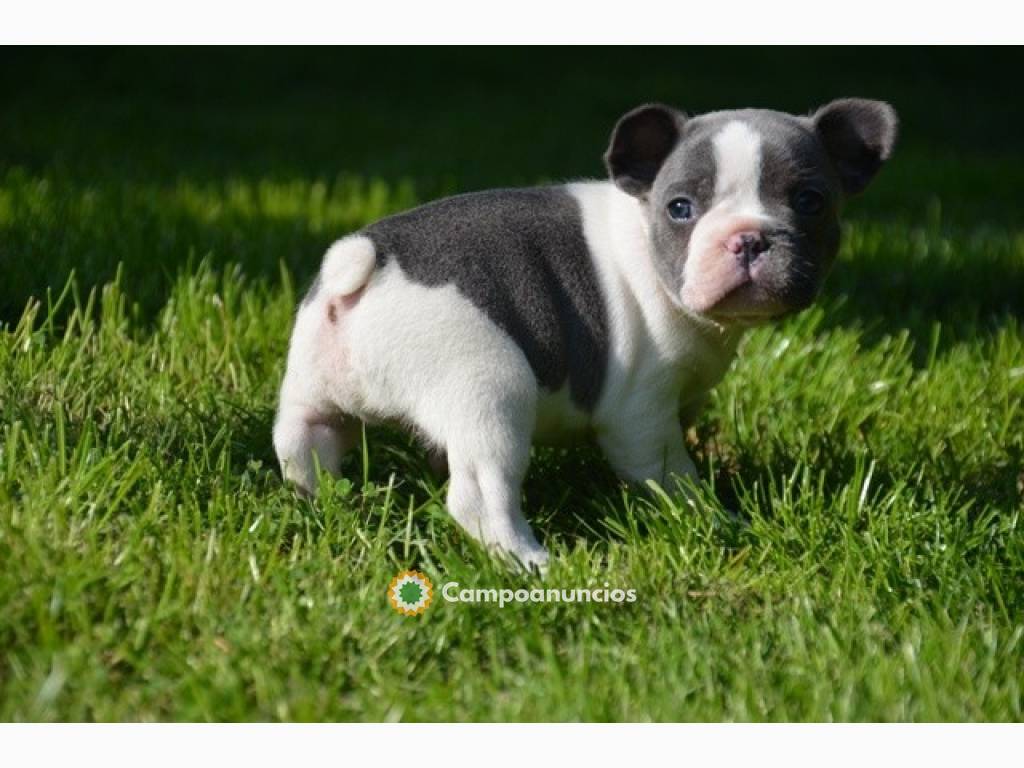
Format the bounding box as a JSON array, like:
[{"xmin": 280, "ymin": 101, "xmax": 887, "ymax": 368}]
[
  {"xmin": 667, "ymin": 197, "xmax": 695, "ymax": 222},
  {"xmin": 794, "ymin": 189, "xmax": 826, "ymax": 216}
]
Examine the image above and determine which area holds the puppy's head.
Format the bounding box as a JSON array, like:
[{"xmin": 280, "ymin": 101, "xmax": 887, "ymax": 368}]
[{"xmin": 605, "ymin": 99, "xmax": 898, "ymax": 323}]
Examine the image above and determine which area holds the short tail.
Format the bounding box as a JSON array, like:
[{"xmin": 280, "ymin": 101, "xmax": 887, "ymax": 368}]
[{"xmin": 318, "ymin": 234, "xmax": 377, "ymax": 297}]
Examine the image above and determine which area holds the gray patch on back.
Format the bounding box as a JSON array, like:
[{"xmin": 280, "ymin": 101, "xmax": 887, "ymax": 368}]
[{"xmin": 363, "ymin": 187, "xmax": 610, "ymax": 411}]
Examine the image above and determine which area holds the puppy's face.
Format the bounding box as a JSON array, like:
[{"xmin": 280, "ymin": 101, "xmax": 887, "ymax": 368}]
[{"xmin": 606, "ymin": 99, "xmax": 898, "ymax": 323}]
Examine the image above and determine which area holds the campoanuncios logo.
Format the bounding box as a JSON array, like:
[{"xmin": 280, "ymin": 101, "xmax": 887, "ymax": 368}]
[
  {"xmin": 387, "ymin": 570, "xmax": 434, "ymax": 616},
  {"xmin": 387, "ymin": 569, "xmax": 637, "ymax": 616}
]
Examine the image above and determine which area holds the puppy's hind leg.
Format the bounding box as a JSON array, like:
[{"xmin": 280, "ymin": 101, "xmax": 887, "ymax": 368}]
[
  {"xmin": 446, "ymin": 453, "xmax": 548, "ymax": 571},
  {"xmin": 439, "ymin": 381, "xmax": 548, "ymax": 571},
  {"xmin": 274, "ymin": 235, "xmax": 376, "ymax": 495},
  {"xmin": 273, "ymin": 407, "xmax": 359, "ymax": 495}
]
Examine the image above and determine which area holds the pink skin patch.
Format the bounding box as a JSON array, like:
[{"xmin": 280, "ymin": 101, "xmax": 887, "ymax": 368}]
[
  {"xmin": 682, "ymin": 214, "xmax": 768, "ymax": 314},
  {"xmin": 682, "ymin": 215, "xmax": 789, "ymax": 321},
  {"xmin": 318, "ymin": 286, "xmax": 366, "ymax": 377},
  {"xmin": 326, "ymin": 286, "xmax": 365, "ymax": 324}
]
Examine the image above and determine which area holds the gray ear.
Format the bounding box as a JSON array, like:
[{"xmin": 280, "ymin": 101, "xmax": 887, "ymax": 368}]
[
  {"xmin": 604, "ymin": 104, "xmax": 685, "ymax": 197},
  {"xmin": 812, "ymin": 98, "xmax": 899, "ymax": 196}
]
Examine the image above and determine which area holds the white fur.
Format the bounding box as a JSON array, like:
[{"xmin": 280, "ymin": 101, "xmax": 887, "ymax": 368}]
[
  {"xmin": 275, "ymin": 185, "xmax": 743, "ymax": 568},
  {"xmin": 569, "ymin": 182, "xmax": 741, "ymax": 483},
  {"xmin": 711, "ymin": 120, "xmax": 764, "ymax": 214}
]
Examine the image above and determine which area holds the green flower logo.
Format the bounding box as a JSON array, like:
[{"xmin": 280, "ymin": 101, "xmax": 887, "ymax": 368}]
[{"xmin": 388, "ymin": 570, "xmax": 434, "ymax": 616}]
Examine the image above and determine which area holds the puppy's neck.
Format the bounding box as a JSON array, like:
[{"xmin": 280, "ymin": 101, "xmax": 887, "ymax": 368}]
[{"xmin": 571, "ymin": 180, "xmax": 744, "ymax": 368}]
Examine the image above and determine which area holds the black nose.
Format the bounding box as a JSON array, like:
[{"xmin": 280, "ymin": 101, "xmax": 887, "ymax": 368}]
[{"xmin": 726, "ymin": 231, "xmax": 771, "ymax": 267}]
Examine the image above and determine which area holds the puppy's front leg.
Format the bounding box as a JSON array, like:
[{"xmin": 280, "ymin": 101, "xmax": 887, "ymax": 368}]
[{"xmin": 597, "ymin": 411, "xmax": 698, "ymax": 492}]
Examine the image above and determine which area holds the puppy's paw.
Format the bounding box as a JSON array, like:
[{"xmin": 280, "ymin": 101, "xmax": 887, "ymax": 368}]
[{"xmin": 502, "ymin": 542, "xmax": 550, "ymax": 576}]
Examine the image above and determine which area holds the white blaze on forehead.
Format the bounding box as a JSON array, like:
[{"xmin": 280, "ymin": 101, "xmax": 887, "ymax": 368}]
[{"xmin": 711, "ymin": 120, "xmax": 764, "ymax": 215}]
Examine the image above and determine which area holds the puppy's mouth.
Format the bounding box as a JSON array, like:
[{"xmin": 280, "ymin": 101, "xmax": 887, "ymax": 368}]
[
  {"xmin": 702, "ymin": 279, "xmax": 789, "ymax": 323},
  {"xmin": 681, "ymin": 264, "xmax": 788, "ymax": 324},
  {"xmin": 678, "ymin": 219, "xmax": 822, "ymax": 325}
]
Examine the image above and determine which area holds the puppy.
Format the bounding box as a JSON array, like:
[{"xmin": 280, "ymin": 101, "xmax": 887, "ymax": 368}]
[{"xmin": 274, "ymin": 99, "xmax": 898, "ymax": 569}]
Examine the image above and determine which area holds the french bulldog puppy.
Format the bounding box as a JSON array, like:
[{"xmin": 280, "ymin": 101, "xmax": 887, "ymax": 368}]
[{"xmin": 274, "ymin": 99, "xmax": 898, "ymax": 569}]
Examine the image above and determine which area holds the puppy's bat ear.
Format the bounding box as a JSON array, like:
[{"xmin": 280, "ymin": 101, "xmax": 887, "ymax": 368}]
[
  {"xmin": 605, "ymin": 104, "xmax": 686, "ymax": 198},
  {"xmin": 812, "ymin": 98, "xmax": 898, "ymax": 196}
]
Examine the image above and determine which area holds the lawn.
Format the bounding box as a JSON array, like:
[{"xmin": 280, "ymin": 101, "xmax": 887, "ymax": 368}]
[{"xmin": 0, "ymin": 48, "xmax": 1021, "ymax": 721}]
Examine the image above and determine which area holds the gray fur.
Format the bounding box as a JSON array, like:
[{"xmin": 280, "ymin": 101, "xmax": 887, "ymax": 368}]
[
  {"xmin": 810, "ymin": 99, "xmax": 899, "ymax": 195},
  {"xmin": 363, "ymin": 187, "xmax": 610, "ymax": 411},
  {"xmin": 750, "ymin": 109, "xmax": 842, "ymax": 310}
]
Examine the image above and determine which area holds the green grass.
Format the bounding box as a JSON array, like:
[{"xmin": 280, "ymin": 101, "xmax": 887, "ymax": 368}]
[{"xmin": 0, "ymin": 49, "xmax": 1022, "ymax": 721}]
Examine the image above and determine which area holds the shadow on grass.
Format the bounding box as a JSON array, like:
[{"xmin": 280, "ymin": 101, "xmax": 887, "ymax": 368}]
[
  {"xmin": 4, "ymin": 47, "xmax": 1024, "ymax": 337},
  {"xmin": 193, "ymin": 378, "xmax": 1022, "ymax": 606},
  {"xmin": 817, "ymin": 218, "xmax": 1024, "ymax": 357}
]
